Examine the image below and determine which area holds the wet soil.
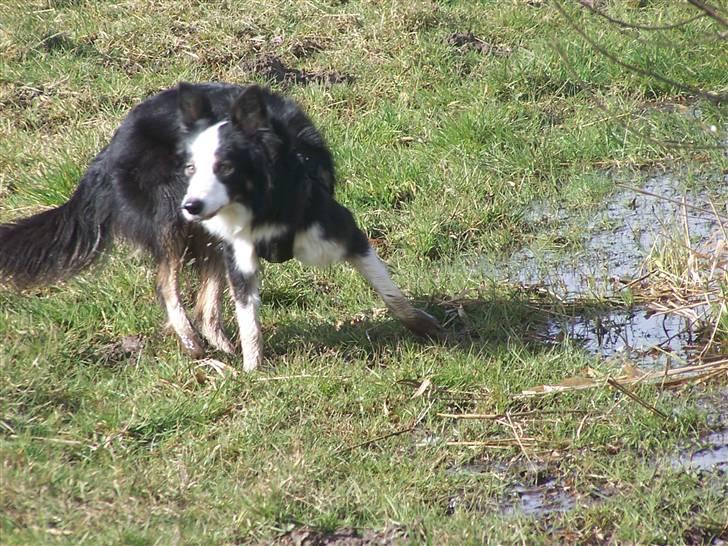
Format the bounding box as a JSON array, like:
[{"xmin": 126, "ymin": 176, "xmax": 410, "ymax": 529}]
[
  {"xmin": 499, "ymin": 477, "xmax": 577, "ymax": 517},
  {"xmin": 671, "ymin": 388, "xmax": 728, "ymax": 473},
  {"xmin": 446, "ymin": 407, "xmax": 728, "ymax": 522},
  {"xmin": 447, "ymin": 32, "xmax": 513, "ymax": 57},
  {"xmin": 241, "ymin": 55, "xmax": 355, "ymax": 87},
  {"xmin": 93, "ymin": 335, "xmax": 144, "ymax": 366},
  {"xmin": 290, "ymin": 39, "xmax": 326, "ymax": 60},
  {"xmin": 447, "ymin": 478, "xmax": 579, "ymax": 519},
  {"xmin": 273, "ymin": 525, "xmax": 406, "ymax": 546}
]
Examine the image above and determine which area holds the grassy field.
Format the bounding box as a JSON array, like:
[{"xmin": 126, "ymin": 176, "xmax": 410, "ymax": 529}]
[{"xmin": 1, "ymin": 0, "xmax": 727, "ymax": 544}]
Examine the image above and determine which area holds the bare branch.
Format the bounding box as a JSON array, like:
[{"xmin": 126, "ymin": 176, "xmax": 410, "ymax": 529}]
[
  {"xmin": 552, "ymin": 42, "xmax": 726, "ymax": 152},
  {"xmin": 581, "ymin": 3, "xmax": 707, "ymax": 32},
  {"xmin": 686, "ymin": 0, "xmax": 728, "ymax": 28},
  {"xmin": 552, "ymin": 0, "xmax": 728, "ymax": 104}
]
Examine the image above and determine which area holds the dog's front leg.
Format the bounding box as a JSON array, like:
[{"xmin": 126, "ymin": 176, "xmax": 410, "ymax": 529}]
[{"xmin": 224, "ymin": 240, "xmax": 262, "ymax": 371}]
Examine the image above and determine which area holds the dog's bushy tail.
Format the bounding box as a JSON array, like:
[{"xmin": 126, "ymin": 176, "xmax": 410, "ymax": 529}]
[{"xmin": 0, "ymin": 156, "xmax": 115, "ymax": 289}]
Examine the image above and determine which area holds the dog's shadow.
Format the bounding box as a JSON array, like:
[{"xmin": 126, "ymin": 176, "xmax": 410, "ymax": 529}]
[{"xmin": 255, "ymin": 290, "xmax": 588, "ymax": 366}]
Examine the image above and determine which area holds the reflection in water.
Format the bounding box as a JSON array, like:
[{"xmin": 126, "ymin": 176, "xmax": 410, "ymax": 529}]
[{"xmin": 546, "ymin": 306, "xmax": 700, "ymax": 366}]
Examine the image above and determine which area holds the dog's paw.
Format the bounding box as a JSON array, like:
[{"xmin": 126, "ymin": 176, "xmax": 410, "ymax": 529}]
[
  {"xmin": 241, "ymin": 345, "xmax": 263, "ymax": 372},
  {"xmin": 242, "ymin": 357, "xmax": 262, "ymax": 372},
  {"xmin": 405, "ymin": 309, "xmax": 444, "ymax": 339},
  {"xmin": 180, "ymin": 334, "xmax": 206, "ymax": 359}
]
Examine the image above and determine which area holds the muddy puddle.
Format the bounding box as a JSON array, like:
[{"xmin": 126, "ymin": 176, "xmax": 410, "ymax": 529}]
[
  {"xmin": 499, "ymin": 478, "xmax": 578, "ymax": 517},
  {"xmin": 672, "ymin": 429, "xmax": 728, "ymax": 473},
  {"xmin": 484, "ymin": 174, "xmax": 726, "ymax": 365},
  {"xmin": 446, "ymin": 421, "xmax": 728, "ymax": 520},
  {"xmin": 671, "ymin": 389, "xmax": 728, "ymax": 473},
  {"xmin": 447, "ymin": 481, "xmax": 579, "ymax": 518},
  {"xmin": 275, "ymin": 525, "xmax": 406, "ymax": 545},
  {"xmin": 446, "ymin": 424, "xmax": 728, "ymax": 521},
  {"xmin": 446, "ymin": 462, "xmax": 604, "ymax": 518}
]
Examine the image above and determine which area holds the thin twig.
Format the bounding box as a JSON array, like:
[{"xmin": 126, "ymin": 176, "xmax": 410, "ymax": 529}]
[
  {"xmin": 437, "ymin": 410, "xmax": 586, "ymax": 420},
  {"xmin": 337, "ymin": 401, "xmax": 433, "ymax": 453},
  {"xmin": 621, "ymin": 270, "xmax": 657, "ymax": 289},
  {"xmin": 606, "ymin": 377, "xmax": 670, "ymax": 420},
  {"xmin": 28, "ymin": 436, "xmax": 84, "ymax": 446},
  {"xmin": 445, "ymin": 440, "xmax": 535, "ymax": 447},
  {"xmin": 444, "ymin": 439, "xmax": 568, "ymax": 449},
  {"xmin": 700, "ymin": 303, "xmax": 725, "ymax": 358},
  {"xmin": 506, "ymin": 412, "xmax": 533, "ymax": 465},
  {"xmin": 520, "ymin": 359, "xmax": 728, "ymax": 397},
  {"xmin": 255, "ymin": 374, "xmax": 319, "ymax": 381}
]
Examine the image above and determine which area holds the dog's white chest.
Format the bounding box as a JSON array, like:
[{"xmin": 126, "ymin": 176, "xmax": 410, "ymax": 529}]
[
  {"xmin": 293, "ymin": 224, "xmax": 346, "ymax": 267},
  {"xmin": 202, "ymin": 204, "xmax": 252, "ymax": 241}
]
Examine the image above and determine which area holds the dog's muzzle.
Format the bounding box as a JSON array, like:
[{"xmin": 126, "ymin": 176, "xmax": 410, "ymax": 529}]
[
  {"xmin": 182, "ymin": 198, "xmax": 204, "ymax": 217},
  {"xmin": 181, "ymin": 199, "xmax": 223, "ymax": 222}
]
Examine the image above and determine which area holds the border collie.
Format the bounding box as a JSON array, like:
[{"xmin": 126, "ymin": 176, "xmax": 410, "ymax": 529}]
[{"xmin": 0, "ymin": 82, "xmax": 441, "ymax": 370}]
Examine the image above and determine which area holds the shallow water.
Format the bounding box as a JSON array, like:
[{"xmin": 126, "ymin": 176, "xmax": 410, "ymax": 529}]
[
  {"xmin": 504, "ymin": 175, "xmax": 722, "ymax": 298},
  {"xmin": 486, "ymin": 174, "xmax": 725, "ymax": 365}
]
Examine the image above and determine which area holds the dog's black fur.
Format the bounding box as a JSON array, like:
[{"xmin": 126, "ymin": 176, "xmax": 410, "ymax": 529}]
[{"xmin": 0, "ymin": 83, "xmax": 441, "ymax": 368}]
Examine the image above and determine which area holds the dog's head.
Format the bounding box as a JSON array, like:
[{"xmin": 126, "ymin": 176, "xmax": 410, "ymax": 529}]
[{"xmin": 178, "ymin": 83, "xmax": 283, "ymax": 222}]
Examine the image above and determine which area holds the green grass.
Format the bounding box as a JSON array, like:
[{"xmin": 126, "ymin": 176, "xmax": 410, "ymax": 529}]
[{"xmin": 2, "ymin": 0, "xmax": 728, "ymax": 544}]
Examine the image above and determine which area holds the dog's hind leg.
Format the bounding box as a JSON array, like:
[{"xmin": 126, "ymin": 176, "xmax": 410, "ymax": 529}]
[
  {"xmin": 293, "ymin": 202, "xmax": 442, "ymax": 338},
  {"xmin": 194, "ymin": 253, "xmax": 236, "ymax": 354},
  {"xmin": 348, "ymin": 246, "xmax": 443, "ymax": 338},
  {"xmin": 157, "ymin": 254, "xmax": 205, "ymax": 358}
]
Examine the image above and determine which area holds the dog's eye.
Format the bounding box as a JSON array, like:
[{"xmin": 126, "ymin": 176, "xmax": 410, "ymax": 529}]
[
  {"xmin": 184, "ymin": 163, "xmax": 196, "ymax": 177},
  {"xmin": 217, "ymin": 161, "xmax": 234, "ymax": 178}
]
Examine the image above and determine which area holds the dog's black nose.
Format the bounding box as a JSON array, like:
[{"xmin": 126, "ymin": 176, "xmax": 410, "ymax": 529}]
[{"xmin": 182, "ymin": 199, "xmax": 204, "ymax": 216}]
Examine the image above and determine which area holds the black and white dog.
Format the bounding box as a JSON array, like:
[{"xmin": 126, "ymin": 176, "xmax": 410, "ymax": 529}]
[{"xmin": 0, "ymin": 83, "xmax": 441, "ymax": 370}]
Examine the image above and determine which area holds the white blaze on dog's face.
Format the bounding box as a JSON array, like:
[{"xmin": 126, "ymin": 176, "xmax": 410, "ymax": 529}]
[
  {"xmin": 181, "ymin": 121, "xmax": 230, "ymax": 221},
  {"xmin": 179, "ymin": 84, "xmax": 274, "ymax": 225}
]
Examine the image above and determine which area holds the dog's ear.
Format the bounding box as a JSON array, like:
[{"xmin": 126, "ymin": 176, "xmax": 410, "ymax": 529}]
[
  {"xmin": 178, "ymin": 82, "xmax": 213, "ymax": 128},
  {"xmin": 231, "ymin": 85, "xmax": 268, "ymax": 137}
]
